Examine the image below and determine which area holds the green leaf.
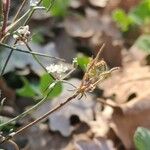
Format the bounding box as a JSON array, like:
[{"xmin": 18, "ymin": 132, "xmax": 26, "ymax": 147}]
[
  {"xmin": 129, "ymin": 0, "xmax": 150, "ymax": 25},
  {"xmin": 76, "ymin": 54, "xmax": 90, "ymax": 71},
  {"xmin": 112, "ymin": 9, "xmax": 132, "ymax": 32},
  {"xmin": 17, "ymin": 77, "xmax": 38, "ymax": 98},
  {"xmin": 134, "ymin": 127, "xmax": 150, "ymax": 150},
  {"xmin": 0, "ymin": 116, "xmax": 16, "ymax": 131},
  {"xmin": 135, "ymin": 34, "xmax": 150, "ymax": 53},
  {"xmin": 40, "ymin": 73, "xmax": 62, "ymax": 98},
  {"xmin": 42, "ymin": 0, "xmax": 70, "ymax": 17},
  {"xmin": 32, "ymin": 32, "xmax": 44, "ymax": 44}
]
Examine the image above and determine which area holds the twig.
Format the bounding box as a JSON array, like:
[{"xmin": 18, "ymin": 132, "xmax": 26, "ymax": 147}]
[
  {"xmin": 80, "ymin": 44, "xmax": 105, "ymax": 87},
  {"xmin": 0, "ymin": 68, "xmax": 76, "ymax": 128},
  {"xmin": 1, "ymin": 91, "xmax": 79, "ymax": 143},
  {"xmin": 1, "ymin": 44, "xmax": 118, "ymax": 144},
  {"xmin": 14, "ymin": 92, "xmax": 78, "ymax": 136},
  {"xmin": 8, "ymin": 140, "xmax": 19, "ymax": 150},
  {"xmin": 0, "ymin": 83, "xmax": 56, "ymax": 128},
  {"xmin": 0, "ymin": 43, "xmax": 65, "ymax": 61}
]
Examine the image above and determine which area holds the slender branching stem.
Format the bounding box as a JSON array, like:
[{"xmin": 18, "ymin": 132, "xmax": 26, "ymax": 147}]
[
  {"xmin": 24, "ymin": 42, "xmax": 47, "ymax": 72},
  {"xmin": 8, "ymin": 140, "xmax": 19, "ymax": 150},
  {"xmin": 12, "ymin": 0, "xmax": 28, "ymax": 23},
  {"xmin": 0, "ymin": 68, "xmax": 75, "ymax": 128},
  {"xmin": 23, "ymin": 0, "xmax": 44, "ymax": 25},
  {"xmin": 0, "ymin": 48, "xmax": 13, "ymax": 76},
  {"xmin": 13, "ymin": 92, "xmax": 79, "ymax": 136},
  {"xmin": 0, "ymin": 43, "xmax": 65, "ymax": 61},
  {"xmin": 0, "ymin": 82, "xmax": 56, "ymax": 128},
  {"xmin": 0, "ymin": 41, "xmax": 17, "ymax": 76}
]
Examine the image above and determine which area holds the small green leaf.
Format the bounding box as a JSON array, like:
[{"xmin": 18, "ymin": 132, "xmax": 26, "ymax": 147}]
[
  {"xmin": 135, "ymin": 34, "xmax": 150, "ymax": 53},
  {"xmin": 40, "ymin": 73, "xmax": 62, "ymax": 98},
  {"xmin": 112, "ymin": 9, "xmax": 132, "ymax": 32},
  {"xmin": 129, "ymin": 0, "xmax": 150, "ymax": 25},
  {"xmin": 134, "ymin": 127, "xmax": 150, "ymax": 150},
  {"xmin": 42, "ymin": 0, "xmax": 70, "ymax": 17},
  {"xmin": 0, "ymin": 116, "xmax": 16, "ymax": 131},
  {"xmin": 17, "ymin": 77, "xmax": 38, "ymax": 98},
  {"xmin": 32, "ymin": 32, "xmax": 44, "ymax": 44},
  {"xmin": 77, "ymin": 54, "xmax": 90, "ymax": 71}
]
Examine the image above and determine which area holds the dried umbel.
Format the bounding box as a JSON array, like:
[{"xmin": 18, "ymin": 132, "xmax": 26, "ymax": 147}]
[
  {"xmin": 79, "ymin": 45, "xmax": 119, "ymax": 94},
  {"xmin": 13, "ymin": 25, "xmax": 30, "ymax": 44}
]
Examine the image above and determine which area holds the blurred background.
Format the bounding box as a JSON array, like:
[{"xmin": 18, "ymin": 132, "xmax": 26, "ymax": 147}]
[{"xmin": 0, "ymin": 0, "xmax": 150, "ymax": 149}]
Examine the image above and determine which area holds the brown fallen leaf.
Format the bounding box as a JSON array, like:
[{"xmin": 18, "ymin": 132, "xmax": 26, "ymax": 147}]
[
  {"xmin": 105, "ymin": 0, "xmax": 140, "ymax": 12},
  {"xmin": 88, "ymin": 15, "xmax": 123, "ymax": 68},
  {"xmin": 75, "ymin": 138, "xmax": 115, "ymax": 150},
  {"xmin": 64, "ymin": 14, "xmax": 94, "ymax": 39},
  {"xmin": 100, "ymin": 61, "xmax": 150, "ymax": 103},
  {"xmin": 101, "ymin": 90, "xmax": 150, "ymax": 149}
]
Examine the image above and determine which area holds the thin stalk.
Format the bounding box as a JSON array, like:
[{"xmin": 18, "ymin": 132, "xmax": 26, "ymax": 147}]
[
  {"xmin": 0, "ymin": 0, "xmax": 10, "ymax": 40},
  {"xmin": 23, "ymin": 0, "xmax": 43, "ymax": 25},
  {"xmin": 43, "ymin": 68, "xmax": 76, "ymax": 92},
  {"xmin": 0, "ymin": 82, "xmax": 57, "ymax": 128},
  {"xmin": 3, "ymin": 9, "xmax": 31, "ymax": 39},
  {"xmin": 0, "ymin": 0, "xmax": 3, "ymax": 21},
  {"xmin": 47, "ymin": 0, "xmax": 55, "ymax": 12},
  {"xmin": 14, "ymin": 92, "xmax": 78, "ymax": 136},
  {"xmin": 23, "ymin": 8, "xmax": 34, "ymax": 25},
  {"xmin": 0, "ymin": 48, "xmax": 13, "ymax": 76},
  {"xmin": 23, "ymin": 0, "xmax": 56, "ymax": 25},
  {"xmin": 8, "ymin": 140, "xmax": 19, "ymax": 150},
  {"xmin": 12, "ymin": 0, "xmax": 28, "ymax": 23},
  {"xmin": 25, "ymin": 42, "xmax": 47, "ymax": 72},
  {"xmin": 1, "ymin": 91, "xmax": 79, "ymax": 144},
  {"xmin": 0, "ymin": 43, "xmax": 65, "ymax": 61},
  {"xmin": 0, "ymin": 41, "xmax": 17, "ymax": 76},
  {"xmin": 0, "ymin": 67, "xmax": 76, "ymax": 128}
]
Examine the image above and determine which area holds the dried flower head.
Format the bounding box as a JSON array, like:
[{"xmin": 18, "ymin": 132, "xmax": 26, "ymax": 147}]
[
  {"xmin": 13, "ymin": 25, "xmax": 30, "ymax": 44},
  {"xmin": 30, "ymin": 0, "xmax": 39, "ymax": 6},
  {"xmin": 46, "ymin": 63, "xmax": 70, "ymax": 78},
  {"xmin": 78, "ymin": 44, "xmax": 119, "ymax": 94},
  {"xmin": 72, "ymin": 57, "xmax": 78, "ymax": 68}
]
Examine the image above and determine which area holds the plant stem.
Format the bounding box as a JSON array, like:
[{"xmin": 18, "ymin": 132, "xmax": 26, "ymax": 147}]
[
  {"xmin": 25, "ymin": 42, "xmax": 47, "ymax": 72},
  {"xmin": 0, "ymin": 0, "xmax": 10, "ymax": 40},
  {"xmin": 14, "ymin": 92, "xmax": 78, "ymax": 136},
  {"xmin": 12, "ymin": 0, "xmax": 28, "ymax": 23},
  {"xmin": 0, "ymin": 43, "xmax": 65, "ymax": 61},
  {"xmin": 0, "ymin": 82, "xmax": 57, "ymax": 128},
  {"xmin": 8, "ymin": 140, "xmax": 19, "ymax": 150},
  {"xmin": 0, "ymin": 48, "xmax": 13, "ymax": 76},
  {"xmin": 23, "ymin": 0, "xmax": 43, "ymax": 25},
  {"xmin": 0, "ymin": 68, "xmax": 76, "ymax": 129},
  {"xmin": 0, "ymin": 0, "xmax": 3, "ymax": 21}
]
